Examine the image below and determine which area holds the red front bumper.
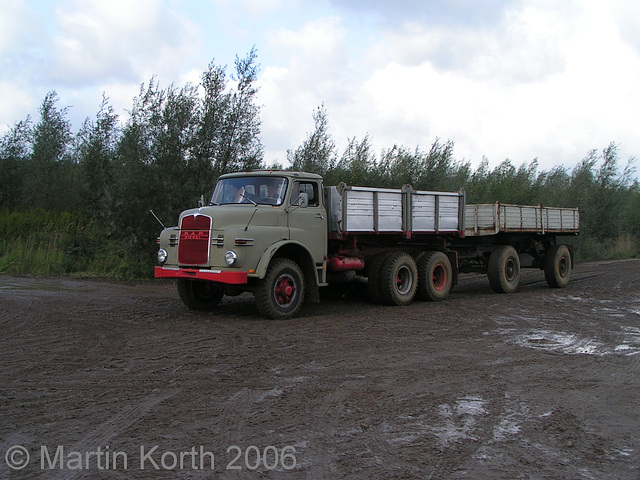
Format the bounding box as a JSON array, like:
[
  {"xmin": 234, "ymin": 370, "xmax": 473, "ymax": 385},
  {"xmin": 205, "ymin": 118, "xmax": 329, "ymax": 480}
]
[{"xmin": 154, "ymin": 266, "xmax": 248, "ymax": 284}]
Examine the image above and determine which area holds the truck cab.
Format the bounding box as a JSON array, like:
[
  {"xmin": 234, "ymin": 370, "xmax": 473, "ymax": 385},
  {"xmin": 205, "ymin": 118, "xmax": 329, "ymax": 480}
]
[{"xmin": 155, "ymin": 171, "xmax": 327, "ymax": 318}]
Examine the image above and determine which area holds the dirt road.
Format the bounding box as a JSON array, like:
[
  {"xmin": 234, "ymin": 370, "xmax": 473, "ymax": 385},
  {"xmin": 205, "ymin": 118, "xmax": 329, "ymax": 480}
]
[{"xmin": 1, "ymin": 259, "xmax": 639, "ymax": 479}]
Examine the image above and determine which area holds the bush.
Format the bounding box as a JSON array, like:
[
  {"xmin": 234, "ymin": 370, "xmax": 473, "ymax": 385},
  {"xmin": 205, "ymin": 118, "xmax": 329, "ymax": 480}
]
[{"xmin": 0, "ymin": 209, "xmax": 154, "ymax": 279}]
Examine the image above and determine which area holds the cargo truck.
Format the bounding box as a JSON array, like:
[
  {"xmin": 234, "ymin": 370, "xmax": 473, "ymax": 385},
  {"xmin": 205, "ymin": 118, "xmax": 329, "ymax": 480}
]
[{"xmin": 155, "ymin": 170, "xmax": 579, "ymax": 319}]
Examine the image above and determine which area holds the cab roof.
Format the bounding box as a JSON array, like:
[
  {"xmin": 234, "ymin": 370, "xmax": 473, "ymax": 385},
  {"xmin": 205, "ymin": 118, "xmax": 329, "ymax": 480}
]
[{"xmin": 218, "ymin": 170, "xmax": 323, "ymax": 181}]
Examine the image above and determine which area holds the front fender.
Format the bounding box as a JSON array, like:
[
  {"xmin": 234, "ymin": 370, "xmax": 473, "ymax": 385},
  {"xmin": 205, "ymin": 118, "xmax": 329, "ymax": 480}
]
[{"xmin": 253, "ymin": 240, "xmax": 315, "ymax": 279}]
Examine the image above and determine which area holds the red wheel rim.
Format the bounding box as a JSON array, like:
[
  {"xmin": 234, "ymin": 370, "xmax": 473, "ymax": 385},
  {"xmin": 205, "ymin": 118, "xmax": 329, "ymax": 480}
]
[
  {"xmin": 274, "ymin": 274, "xmax": 296, "ymax": 307},
  {"xmin": 432, "ymin": 264, "xmax": 447, "ymax": 292}
]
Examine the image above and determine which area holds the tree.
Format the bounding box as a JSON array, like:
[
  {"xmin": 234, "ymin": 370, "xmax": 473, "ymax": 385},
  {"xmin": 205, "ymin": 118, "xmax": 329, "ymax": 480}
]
[
  {"xmin": 194, "ymin": 48, "xmax": 263, "ymax": 182},
  {"xmin": 374, "ymin": 145, "xmax": 421, "ymax": 187},
  {"xmin": 414, "ymin": 139, "xmax": 461, "ymax": 191},
  {"xmin": 538, "ymin": 165, "xmax": 571, "ymax": 206},
  {"xmin": 288, "ymin": 105, "xmax": 337, "ymax": 175},
  {"xmin": 0, "ymin": 117, "xmax": 32, "ymax": 208},
  {"xmin": 28, "ymin": 91, "xmax": 73, "ymax": 210},
  {"xmin": 222, "ymin": 47, "xmax": 263, "ymax": 172},
  {"xmin": 75, "ymin": 95, "xmax": 119, "ymax": 221},
  {"xmin": 333, "ymin": 135, "xmax": 376, "ymax": 186},
  {"xmin": 589, "ymin": 143, "xmax": 629, "ymax": 240},
  {"xmin": 193, "ymin": 60, "xmax": 228, "ymax": 192},
  {"xmin": 112, "ymin": 79, "xmax": 201, "ymax": 250}
]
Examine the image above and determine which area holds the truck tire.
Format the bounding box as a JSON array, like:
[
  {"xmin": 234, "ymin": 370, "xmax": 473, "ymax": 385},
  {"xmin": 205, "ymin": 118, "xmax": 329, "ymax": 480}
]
[
  {"xmin": 488, "ymin": 245, "xmax": 520, "ymax": 294},
  {"xmin": 256, "ymin": 258, "xmax": 305, "ymax": 319},
  {"xmin": 380, "ymin": 252, "xmax": 418, "ymax": 306},
  {"xmin": 177, "ymin": 279, "xmax": 223, "ymax": 310},
  {"xmin": 544, "ymin": 244, "xmax": 572, "ymax": 288},
  {"xmin": 417, "ymin": 251, "xmax": 453, "ymax": 301},
  {"xmin": 366, "ymin": 252, "xmax": 393, "ymax": 304}
]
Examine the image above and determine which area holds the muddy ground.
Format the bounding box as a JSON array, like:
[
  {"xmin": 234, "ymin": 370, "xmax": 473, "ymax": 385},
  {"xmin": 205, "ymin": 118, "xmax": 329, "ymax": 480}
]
[{"xmin": 0, "ymin": 259, "xmax": 639, "ymax": 479}]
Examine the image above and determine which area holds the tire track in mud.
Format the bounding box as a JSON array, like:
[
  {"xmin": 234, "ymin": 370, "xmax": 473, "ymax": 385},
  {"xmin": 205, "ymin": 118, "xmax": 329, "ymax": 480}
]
[
  {"xmin": 40, "ymin": 388, "xmax": 181, "ymax": 480},
  {"xmin": 303, "ymin": 380, "xmax": 354, "ymax": 479},
  {"xmin": 0, "ymin": 291, "xmax": 41, "ymax": 342}
]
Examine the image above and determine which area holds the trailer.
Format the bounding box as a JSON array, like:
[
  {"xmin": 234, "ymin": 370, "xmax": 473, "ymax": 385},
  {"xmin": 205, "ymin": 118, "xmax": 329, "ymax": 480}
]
[{"xmin": 155, "ymin": 171, "xmax": 579, "ymax": 319}]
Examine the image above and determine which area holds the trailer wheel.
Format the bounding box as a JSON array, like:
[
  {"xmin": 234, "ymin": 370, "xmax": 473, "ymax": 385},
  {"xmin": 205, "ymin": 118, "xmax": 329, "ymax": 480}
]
[
  {"xmin": 544, "ymin": 244, "xmax": 572, "ymax": 288},
  {"xmin": 417, "ymin": 251, "xmax": 453, "ymax": 301},
  {"xmin": 256, "ymin": 258, "xmax": 305, "ymax": 319},
  {"xmin": 488, "ymin": 245, "xmax": 520, "ymax": 294},
  {"xmin": 380, "ymin": 252, "xmax": 418, "ymax": 306},
  {"xmin": 177, "ymin": 279, "xmax": 224, "ymax": 310},
  {"xmin": 366, "ymin": 252, "xmax": 393, "ymax": 304}
]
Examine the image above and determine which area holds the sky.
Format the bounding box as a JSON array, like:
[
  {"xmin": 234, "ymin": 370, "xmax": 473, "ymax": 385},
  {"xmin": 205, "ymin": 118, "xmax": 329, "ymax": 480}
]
[{"xmin": 1, "ymin": 0, "xmax": 640, "ymax": 173}]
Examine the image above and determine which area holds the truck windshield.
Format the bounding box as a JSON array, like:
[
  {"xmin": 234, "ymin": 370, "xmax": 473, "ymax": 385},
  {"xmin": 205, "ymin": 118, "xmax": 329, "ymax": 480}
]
[{"xmin": 210, "ymin": 177, "xmax": 288, "ymax": 206}]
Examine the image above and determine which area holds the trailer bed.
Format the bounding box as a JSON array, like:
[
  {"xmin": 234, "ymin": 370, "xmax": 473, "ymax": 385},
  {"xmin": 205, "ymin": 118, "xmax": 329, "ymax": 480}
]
[{"xmin": 464, "ymin": 203, "xmax": 580, "ymax": 236}]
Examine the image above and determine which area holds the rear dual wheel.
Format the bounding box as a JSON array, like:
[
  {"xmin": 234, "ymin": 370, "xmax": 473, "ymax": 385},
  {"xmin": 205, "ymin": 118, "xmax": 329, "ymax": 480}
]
[
  {"xmin": 366, "ymin": 252, "xmax": 393, "ymax": 303},
  {"xmin": 367, "ymin": 252, "xmax": 418, "ymax": 306},
  {"xmin": 416, "ymin": 251, "xmax": 453, "ymax": 302}
]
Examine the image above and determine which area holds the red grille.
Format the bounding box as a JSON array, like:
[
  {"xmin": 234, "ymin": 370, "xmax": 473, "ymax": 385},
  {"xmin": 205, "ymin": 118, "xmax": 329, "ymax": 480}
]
[{"xmin": 178, "ymin": 214, "xmax": 211, "ymax": 265}]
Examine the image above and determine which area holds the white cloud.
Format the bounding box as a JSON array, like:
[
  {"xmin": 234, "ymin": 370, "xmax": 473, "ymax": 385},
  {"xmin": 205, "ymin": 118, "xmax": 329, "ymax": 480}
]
[
  {"xmin": 50, "ymin": 0, "xmax": 202, "ymax": 85},
  {"xmin": 259, "ymin": 17, "xmax": 355, "ymax": 163},
  {"xmin": 0, "ymin": 82, "xmax": 38, "ymax": 133},
  {"xmin": 0, "ymin": 0, "xmax": 207, "ymax": 133},
  {"xmin": 0, "ymin": 1, "xmax": 43, "ymax": 132},
  {"xmin": 330, "ymin": 0, "xmax": 517, "ymax": 29},
  {"xmin": 209, "ymin": 0, "xmax": 282, "ymax": 18},
  {"xmin": 366, "ymin": 0, "xmax": 583, "ymax": 84},
  {"xmin": 0, "ymin": 0, "xmax": 27, "ymax": 52},
  {"xmin": 256, "ymin": 0, "xmax": 640, "ymax": 170},
  {"xmin": 612, "ymin": 0, "xmax": 640, "ymax": 55}
]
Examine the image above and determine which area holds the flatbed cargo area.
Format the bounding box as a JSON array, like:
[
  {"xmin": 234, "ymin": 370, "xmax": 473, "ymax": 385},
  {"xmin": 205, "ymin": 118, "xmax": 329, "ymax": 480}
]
[{"xmin": 465, "ymin": 203, "xmax": 580, "ymax": 236}]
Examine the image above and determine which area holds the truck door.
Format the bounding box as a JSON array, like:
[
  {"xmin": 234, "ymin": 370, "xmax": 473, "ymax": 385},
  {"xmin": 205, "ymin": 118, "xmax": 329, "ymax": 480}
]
[{"xmin": 288, "ymin": 180, "xmax": 328, "ymax": 266}]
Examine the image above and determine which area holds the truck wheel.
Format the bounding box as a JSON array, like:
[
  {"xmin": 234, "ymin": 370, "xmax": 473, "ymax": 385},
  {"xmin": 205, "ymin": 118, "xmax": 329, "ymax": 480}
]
[
  {"xmin": 417, "ymin": 251, "xmax": 453, "ymax": 301},
  {"xmin": 488, "ymin": 245, "xmax": 520, "ymax": 294},
  {"xmin": 544, "ymin": 244, "xmax": 572, "ymax": 288},
  {"xmin": 177, "ymin": 279, "xmax": 223, "ymax": 310},
  {"xmin": 380, "ymin": 252, "xmax": 418, "ymax": 306},
  {"xmin": 256, "ymin": 258, "xmax": 305, "ymax": 319},
  {"xmin": 366, "ymin": 252, "xmax": 393, "ymax": 304}
]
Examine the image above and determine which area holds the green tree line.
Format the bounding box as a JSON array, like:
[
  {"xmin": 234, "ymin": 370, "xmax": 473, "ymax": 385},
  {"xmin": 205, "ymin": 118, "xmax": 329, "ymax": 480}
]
[{"xmin": 1, "ymin": 50, "xmax": 638, "ymax": 278}]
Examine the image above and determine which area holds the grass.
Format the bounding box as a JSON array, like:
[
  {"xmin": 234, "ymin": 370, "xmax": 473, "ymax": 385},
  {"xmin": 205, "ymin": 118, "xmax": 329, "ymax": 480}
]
[
  {"xmin": 572, "ymin": 234, "xmax": 639, "ymax": 261},
  {"xmin": 0, "ymin": 209, "xmax": 154, "ymax": 279}
]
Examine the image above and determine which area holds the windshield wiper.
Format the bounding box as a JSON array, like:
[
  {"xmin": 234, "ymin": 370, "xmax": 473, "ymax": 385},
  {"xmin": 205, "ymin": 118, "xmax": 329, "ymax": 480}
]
[{"xmin": 240, "ymin": 193, "xmax": 258, "ymax": 206}]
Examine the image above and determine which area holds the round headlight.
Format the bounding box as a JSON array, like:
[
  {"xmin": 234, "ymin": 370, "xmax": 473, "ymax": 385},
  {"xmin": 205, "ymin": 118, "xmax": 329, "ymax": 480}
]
[
  {"xmin": 157, "ymin": 248, "xmax": 168, "ymax": 264},
  {"xmin": 225, "ymin": 250, "xmax": 238, "ymax": 266}
]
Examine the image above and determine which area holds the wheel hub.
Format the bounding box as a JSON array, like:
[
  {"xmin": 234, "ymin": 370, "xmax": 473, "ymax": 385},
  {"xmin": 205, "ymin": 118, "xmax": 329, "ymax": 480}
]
[
  {"xmin": 274, "ymin": 274, "xmax": 296, "ymax": 307},
  {"xmin": 558, "ymin": 257, "xmax": 568, "ymax": 277},
  {"xmin": 505, "ymin": 259, "xmax": 516, "ymax": 282},
  {"xmin": 432, "ymin": 264, "xmax": 448, "ymax": 292},
  {"xmin": 396, "ymin": 266, "xmax": 413, "ymax": 295}
]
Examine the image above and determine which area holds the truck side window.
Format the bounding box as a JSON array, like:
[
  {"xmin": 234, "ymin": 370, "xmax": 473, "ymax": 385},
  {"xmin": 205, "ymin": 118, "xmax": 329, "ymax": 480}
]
[{"xmin": 291, "ymin": 182, "xmax": 319, "ymax": 206}]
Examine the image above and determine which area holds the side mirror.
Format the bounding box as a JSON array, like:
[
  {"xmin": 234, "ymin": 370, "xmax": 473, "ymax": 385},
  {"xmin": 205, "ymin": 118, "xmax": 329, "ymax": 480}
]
[{"xmin": 297, "ymin": 192, "xmax": 309, "ymax": 208}]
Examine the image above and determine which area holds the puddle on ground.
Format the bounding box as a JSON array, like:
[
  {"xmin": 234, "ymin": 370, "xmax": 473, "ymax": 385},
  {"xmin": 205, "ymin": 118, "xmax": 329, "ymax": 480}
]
[{"xmin": 509, "ymin": 329, "xmax": 640, "ymax": 357}]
